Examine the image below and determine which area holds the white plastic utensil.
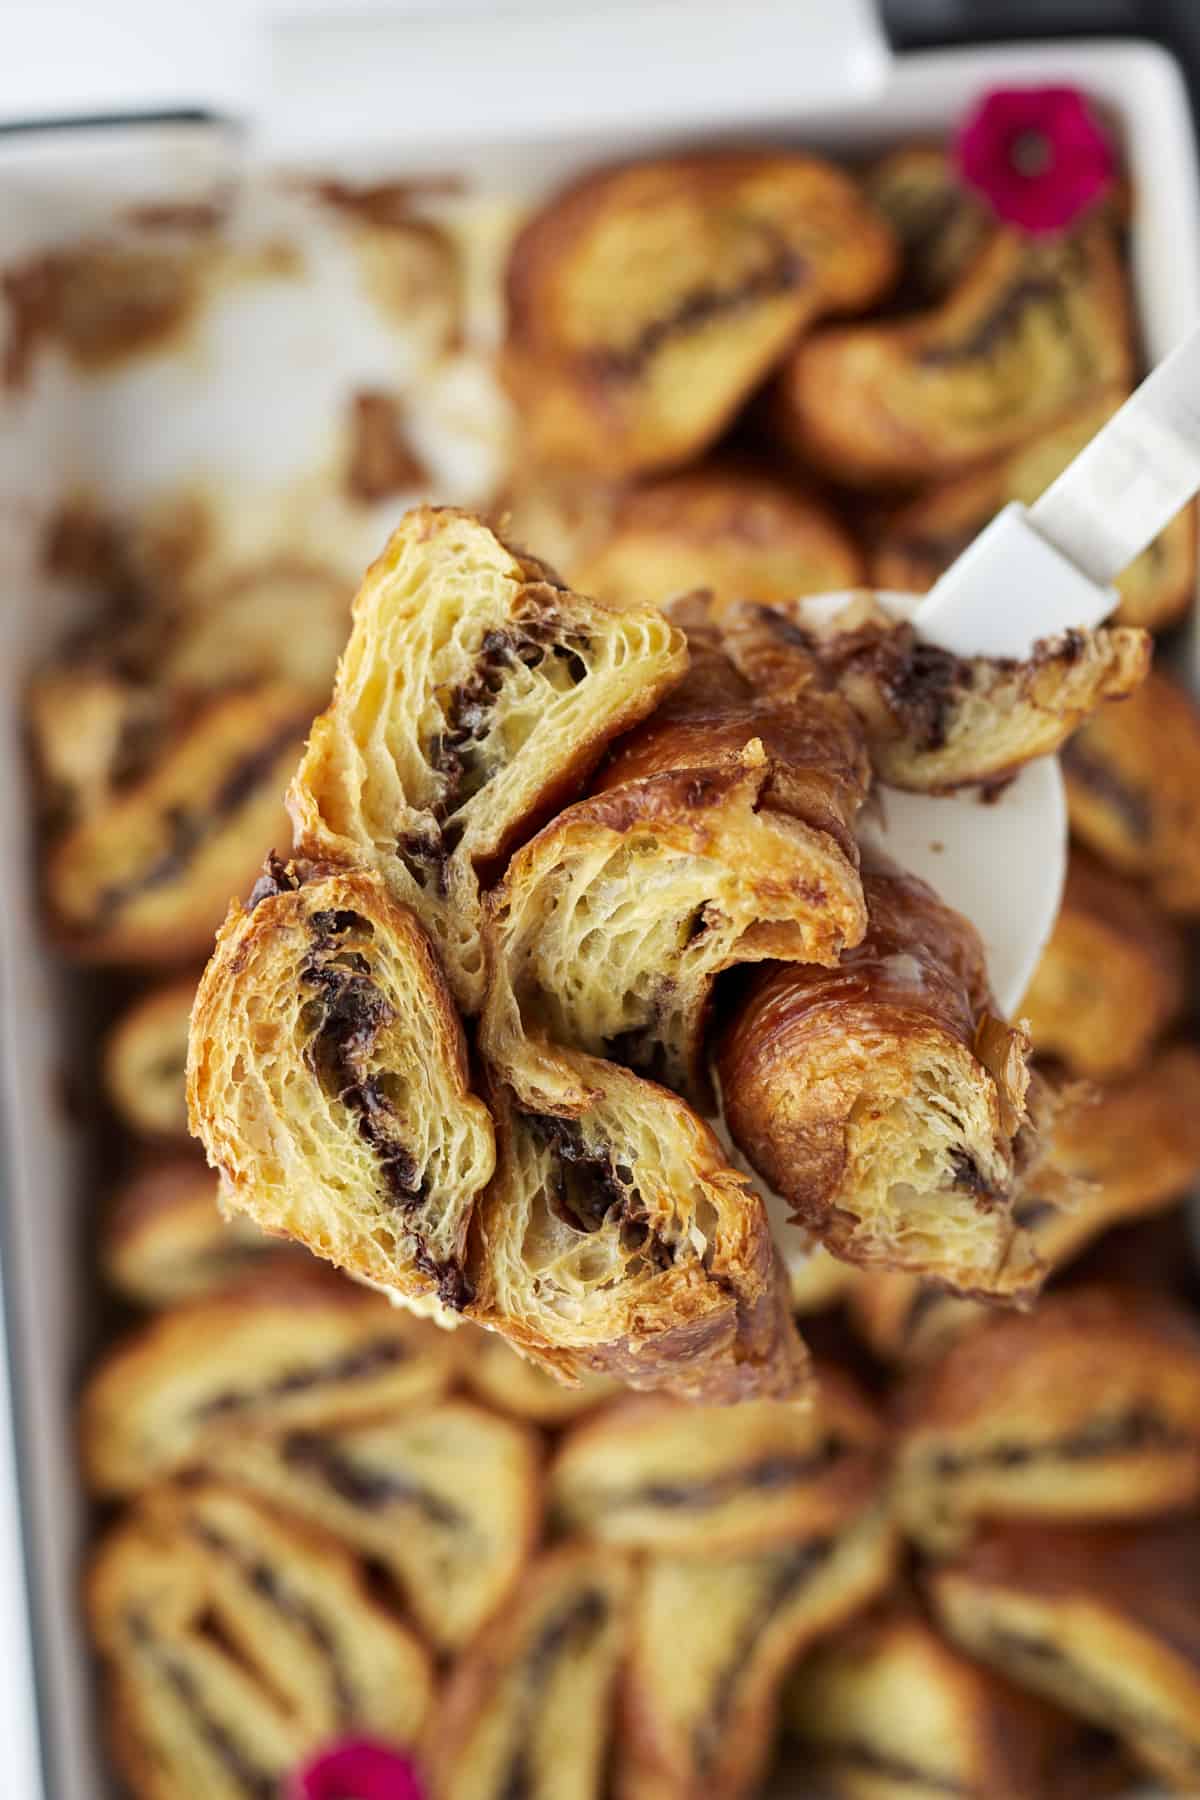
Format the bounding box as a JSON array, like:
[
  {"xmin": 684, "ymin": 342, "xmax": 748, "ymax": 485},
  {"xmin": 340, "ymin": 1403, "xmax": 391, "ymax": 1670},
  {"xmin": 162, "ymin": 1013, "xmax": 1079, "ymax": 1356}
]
[{"xmin": 800, "ymin": 324, "xmax": 1200, "ymax": 1014}]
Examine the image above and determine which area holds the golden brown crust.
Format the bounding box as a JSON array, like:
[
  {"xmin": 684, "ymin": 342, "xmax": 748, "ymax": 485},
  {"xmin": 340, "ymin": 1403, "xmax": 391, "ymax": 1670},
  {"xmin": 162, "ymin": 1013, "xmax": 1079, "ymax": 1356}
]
[
  {"xmin": 102, "ymin": 1156, "xmax": 285, "ymax": 1307},
  {"xmin": 770, "ymin": 224, "xmax": 1134, "ymax": 484},
  {"xmin": 1020, "ymin": 851, "xmax": 1187, "ymax": 1078},
  {"xmin": 1063, "ymin": 666, "xmax": 1200, "ymax": 913},
  {"xmin": 424, "ymin": 1544, "xmax": 632, "ymax": 1800},
  {"xmin": 718, "ymin": 867, "xmax": 1038, "ymax": 1296},
  {"xmin": 503, "ymin": 150, "xmax": 896, "ymax": 477},
  {"xmin": 288, "ymin": 505, "xmax": 687, "ymax": 1011},
  {"xmin": 716, "ymin": 593, "xmax": 1150, "ymax": 793},
  {"xmin": 459, "ymin": 1326, "xmax": 621, "ymax": 1425},
  {"xmin": 187, "ymin": 864, "xmax": 496, "ymax": 1318},
  {"xmin": 871, "ymin": 390, "xmax": 1196, "ymax": 634},
  {"xmin": 469, "ymin": 1056, "xmax": 807, "ymax": 1404},
  {"xmin": 894, "ymin": 1286, "xmax": 1200, "ymax": 1553},
  {"xmin": 45, "ymin": 682, "xmax": 307, "ymax": 963},
  {"xmin": 571, "ymin": 461, "xmax": 864, "ymax": 612},
  {"xmin": 102, "ymin": 976, "xmax": 197, "ymax": 1140}
]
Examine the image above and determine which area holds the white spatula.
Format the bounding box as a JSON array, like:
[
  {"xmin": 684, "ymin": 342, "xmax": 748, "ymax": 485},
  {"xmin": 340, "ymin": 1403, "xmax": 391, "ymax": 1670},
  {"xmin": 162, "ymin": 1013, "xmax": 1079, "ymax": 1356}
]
[{"xmin": 799, "ymin": 324, "xmax": 1200, "ymax": 1014}]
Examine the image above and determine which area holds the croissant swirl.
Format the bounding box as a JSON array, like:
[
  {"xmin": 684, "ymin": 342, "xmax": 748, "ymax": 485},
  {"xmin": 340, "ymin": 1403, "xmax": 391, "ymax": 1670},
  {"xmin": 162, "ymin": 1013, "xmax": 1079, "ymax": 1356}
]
[
  {"xmin": 470, "ymin": 1053, "xmax": 806, "ymax": 1402},
  {"xmin": 718, "ymin": 867, "xmax": 1038, "ymax": 1297},
  {"xmin": 287, "ymin": 505, "xmax": 686, "ymax": 1011},
  {"xmin": 188, "ymin": 863, "xmax": 496, "ymax": 1316}
]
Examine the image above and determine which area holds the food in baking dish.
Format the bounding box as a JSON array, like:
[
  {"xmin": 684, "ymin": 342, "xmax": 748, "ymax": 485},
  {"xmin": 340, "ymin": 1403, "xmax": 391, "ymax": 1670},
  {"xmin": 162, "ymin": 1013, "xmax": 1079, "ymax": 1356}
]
[
  {"xmin": 102, "ymin": 976, "xmax": 198, "ymax": 1141},
  {"xmin": 102, "ymin": 1156, "xmax": 283, "ymax": 1307},
  {"xmin": 864, "ymin": 144, "xmax": 994, "ymax": 308}
]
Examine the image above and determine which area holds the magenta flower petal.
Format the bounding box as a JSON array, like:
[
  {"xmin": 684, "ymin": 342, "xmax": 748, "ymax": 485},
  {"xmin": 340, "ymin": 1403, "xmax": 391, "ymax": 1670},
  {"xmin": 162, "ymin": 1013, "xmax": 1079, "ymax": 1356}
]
[
  {"xmin": 954, "ymin": 86, "xmax": 1115, "ymax": 234},
  {"xmin": 287, "ymin": 1737, "xmax": 425, "ymax": 1800}
]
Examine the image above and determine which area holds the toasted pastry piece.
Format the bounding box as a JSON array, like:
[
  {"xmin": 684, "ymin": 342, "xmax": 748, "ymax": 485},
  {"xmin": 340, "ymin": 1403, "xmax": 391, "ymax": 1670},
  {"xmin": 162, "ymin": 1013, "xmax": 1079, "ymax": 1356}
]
[
  {"xmin": 88, "ymin": 1488, "xmax": 433, "ymax": 1799},
  {"xmin": 719, "ymin": 867, "xmax": 1039, "ymax": 1296},
  {"xmin": 550, "ymin": 1367, "xmax": 883, "ymax": 1555},
  {"xmin": 188, "ymin": 863, "xmax": 495, "ymax": 1319},
  {"xmin": 470, "ymin": 1055, "xmax": 806, "ymax": 1402},
  {"xmin": 618, "ymin": 1499, "xmax": 897, "ymax": 1800},
  {"xmin": 482, "ymin": 657, "xmax": 869, "ymax": 1109},
  {"xmin": 103, "ymin": 976, "xmax": 197, "ymax": 1140},
  {"xmin": 571, "ymin": 463, "xmax": 864, "ymax": 614},
  {"xmin": 717, "ymin": 593, "xmax": 1149, "ymax": 792},
  {"xmin": 893, "ymin": 1286, "xmax": 1200, "ymax": 1554},
  {"xmin": 490, "ymin": 469, "xmax": 623, "ymax": 585},
  {"xmin": 1020, "ymin": 850, "xmax": 1186, "ymax": 1077},
  {"xmin": 161, "ymin": 560, "xmax": 352, "ymax": 702},
  {"xmin": 865, "ymin": 145, "xmax": 993, "ymax": 308},
  {"xmin": 1063, "ymin": 666, "xmax": 1200, "ymax": 913},
  {"xmin": 461, "ymin": 1328, "xmax": 620, "ymax": 1426},
  {"xmin": 81, "ymin": 1271, "xmax": 456, "ymax": 1496},
  {"xmin": 930, "ymin": 1518, "xmax": 1200, "ymax": 1792},
  {"xmin": 27, "ymin": 661, "xmax": 161, "ymax": 825},
  {"xmin": 850, "ymin": 1047, "xmax": 1200, "ymax": 1364},
  {"xmin": 46, "ymin": 682, "xmax": 308, "ymax": 963},
  {"xmin": 203, "ymin": 1399, "xmax": 541, "ymax": 1650},
  {"xmin": 502, "ymin": 151, "xmax": 895, "ymax": 478},
  {"xmin": 872, "ymin": 391, "xmax": 1196, "ymax": 633},
  {"xmin": 102, "ymin": 1157, "xmax": 284, "ymax": 1307},
  {"xmin": 426, "ymin": 1545, "xmax": 631, "ymax": 1800},
  {"xmin": 288, "ymin": 506, "xmax": 686, "ymax": 1010},
  {"xmin": 787, "ymin": 1604, "xmax": 1095, "ymax": 1800},
  {"xmin": 771, "ymin": 224, "xmax": 1134, "ymax": 484}
]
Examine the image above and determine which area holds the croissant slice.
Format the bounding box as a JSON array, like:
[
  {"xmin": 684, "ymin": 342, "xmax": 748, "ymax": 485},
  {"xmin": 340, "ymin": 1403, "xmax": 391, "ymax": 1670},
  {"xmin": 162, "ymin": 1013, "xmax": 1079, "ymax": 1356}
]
[
  {"xmin": 719, "ymin": 867, "xmax": 1039, "ymax": 1296},
  {"xmin": 929, "ymin": 1518, "xmax": 1200, "ymax": 1792},
  {"xmin": 81, "ymin": 1272, "xmax": 456, "ymax": 1496},
  {"xmin": 716, "ymin": 593, "xmax": 1150, "ymax": 793},
  {"xmin": 550, "ymin": 1369, "xmax": 883, "ymax": 1556},
  {"xmin": 864, "ymin": 144, "xmax": 993, "ymax": 307},
  {"xmin": 894, "ymin": 1285, "xmax": 1200, "ymax": 1555},
  {"xmin": 426, "ymin": 1546, "xmax": 631, "ymax": 1800},
  {"xmin": 187, "ymin": 864, "xmax": 496, "ymax": 1317},
  {"xmin": 103, "ymin": 975, "xmax": 196, "ymax": 1140},
  {"xmin": 461, "ymin": 1327, "xmax": 620, "ymax": 1426},
  {"xmin": 46, "ymin": 681, "xmax": 309, "ymax": 963},
  {"xmin": 202, "ymin": 1399, "xmax": 541, "ymax": 1651},
  {"xmin": 102, "ymin": 1157, "xmax": 283, "ymax": 1308},
  {"xmin": 769, "ymin": 223, "xmax": 1134, "ymax": 484},
  {"xmin": 785, "ymin": 1604, "xmax": 1106, "ymax": 1800},
  {"xmin": 470, "ymin": 1053, "xmax": 807, "ymax": 1402},
  {"xmin": 502, "ymin": 151, "xmax": 895, "ymax": 477},
  {"xmin": 618, "ymin": 1500, "xmax": 898, "ymax": 1800},
  {"xmin": 288, "ymin": 505, "xmax": 687, "ymax": 1010}
]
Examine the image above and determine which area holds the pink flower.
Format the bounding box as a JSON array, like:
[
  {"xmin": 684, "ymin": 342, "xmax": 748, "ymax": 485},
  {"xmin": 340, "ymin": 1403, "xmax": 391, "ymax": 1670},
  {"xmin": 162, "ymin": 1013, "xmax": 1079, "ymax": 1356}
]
[
  {"xmin": 954, "ymin": 87, "xmax": 1116, "ymax": 234},
  {"xmin": 286, "ymin": 1737, "xmax": 425, "ymax": 1800}
]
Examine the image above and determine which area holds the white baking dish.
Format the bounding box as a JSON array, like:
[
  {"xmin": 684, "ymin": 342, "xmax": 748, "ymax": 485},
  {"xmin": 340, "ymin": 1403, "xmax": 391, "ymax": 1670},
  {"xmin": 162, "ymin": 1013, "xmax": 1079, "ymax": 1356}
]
[{"xmin": 2, "ymin": 20, "xmax": 1199, "ymax": 1797}]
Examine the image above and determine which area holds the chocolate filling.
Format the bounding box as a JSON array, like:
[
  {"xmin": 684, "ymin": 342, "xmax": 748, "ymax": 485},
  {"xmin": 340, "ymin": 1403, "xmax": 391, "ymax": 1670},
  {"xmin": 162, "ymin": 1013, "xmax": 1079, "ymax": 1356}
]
[
  {"xmin": 192, "ymin": 1522, "xmax": 356, "ymax": 1723},
  {"xmin": 529, "ymin": 1114, "xmax": 676, "ymax": 1270},
  {"xmin": 929, "ymin": 1404, "xmax": 1190, "ymax": 1481},
  {"xmin": 129, "ymin": 1615, "xmax": 278, "ymax": 1799},
  {"xmin": 246, "ymin": 851, "xmax": 299, "ymax": 911},
  {"xmin": 1060, "ymin": 742, "xmax": 1153, "ymax": 842},
  {"xmin": 194, "ymin": 1336, "xmax": 410, "ymax": 1422},
  {"xmin": 280, "ymin": 1430, "xmax": 467, "ymax": 1529},
  {"xmin": 593, "ymin": 1439, "xmax": 846, "ymax": 1518},
  {"xmin": 591, "ymin": 243, "xmax": 807, "ymax": 379},
  {"xmin": 948, "ymin": 1149, "xmax": 1002, "ymax": 1208},
  {"xmin": 880, "ymin": 639, "xmax": 964, "ymax": 754},
  {"xmin": 693, "ymin": 1536, "xmax": 835, "ymax": 1775},
  {"xmin": 497, "ymin": 1589, "xmax": 610, "ymax": 1800}
]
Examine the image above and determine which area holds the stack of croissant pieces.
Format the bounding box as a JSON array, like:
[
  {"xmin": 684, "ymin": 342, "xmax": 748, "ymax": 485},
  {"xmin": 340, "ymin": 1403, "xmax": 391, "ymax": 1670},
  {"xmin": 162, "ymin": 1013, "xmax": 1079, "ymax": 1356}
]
[{"xmin": 187, "ymin": 502, "xmax": 1148, "ymax": 1402}]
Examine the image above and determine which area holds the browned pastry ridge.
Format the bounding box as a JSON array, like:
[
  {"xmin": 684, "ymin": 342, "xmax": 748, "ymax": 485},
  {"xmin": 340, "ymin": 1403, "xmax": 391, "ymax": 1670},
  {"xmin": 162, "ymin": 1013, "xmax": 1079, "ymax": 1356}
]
[
  {"xmin": 929, "ymin": 1518, "xmax": 1200, "ymax": 1791},
  {"xmin": 102, "ymin": 1156, "xmax": 283, "ymax": 1308},
  {"xmin": 482, "ymin": 626, "xmax": 870, "ymax": 1113},
  {"xmin": 102, "ymin": 975, "xmax": 198, "ymax": 1140},
  {"xmin": 1063, "ymin": 664, "xmax": 1200, "ymax": 913},
  {"xmin": 188, "ymin": 864, "xmax": 496, "ymax": 1318},
  {"xmin": 893, "ymin": 1285, "xmax": 1200, "ymax": 1554},
  {"xmin": 1020, "ymin": 848, "xmax": 1187, "ymax": 1079},
  {"xmin": 425, "ymin": 1545, "xmax": 632, "ymax": 1800},
  {"xmin": 287, "ymin": 505, "xmax": 687, "ymax": 1012},
  {"xmin": 718, "ymin": 865, "xmax": 1039, "ymax": 1297},
  {"xmin": 502, "ymin": 149, "xmax": 896, "ymax": 477},
  {"xmin": 872, "ymin": 389, "xmax": 1197, "ymax": 634},
  {"xmin": 459, "ymin": 1325, "xmax": 620, "ymax": 1426},
  {"xmin": 715, "ymin": 591, "xmax": 1150, "ymax": 793},
  {"xmin": 469, "ymin": 1057, "xmax": 806, "ymax": 1402},
  {"xmin": 769, "ymin": 222, "xmax": 1134, "ymax": 484}
]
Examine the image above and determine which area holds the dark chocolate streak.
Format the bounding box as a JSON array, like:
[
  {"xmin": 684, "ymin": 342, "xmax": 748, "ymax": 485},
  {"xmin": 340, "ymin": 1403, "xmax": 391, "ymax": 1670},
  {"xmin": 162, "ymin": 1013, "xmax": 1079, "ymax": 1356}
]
[
  {"xmin": 930, "ymin": 1405, "xmax": 1192, "ymax": 1481},
  {"xmin": 1060, "ymin": 741, "xmax": 1153, "ymax": 842},
  {"xmin": 591, "ymin": 243, "xmax": 807, "ymax": 379},
  {"xmin": 96, "ymin": 716, "xmax": 306, "ymax": 922},
  {"xmin": 192, "ymin": 1522, "xmax": 355, "ymax": 1724},
  {"xmin": 832, "ymin": 1742, "xmax": 968, "ymax": 1794},
  {"xmin": 948, "ymin": 1148, "xmax": 1002, "ymax": 1208},
  {"xmin": 918, "ymin": 272, "xmax": 1072, "ymax": 368},
  {"xmin": 693, "ymin": 1537, "xmax": 834, "ymax": 1776},
  {"xmin": 595, "ymin": 1440, "xmax": 846, "ymax": 1516},
  {"xmin": 529, "ymin": 1114, "xmax": 674, "ymax": 1271},
  {"xmin": 246, "ymin": 850, "xmax": 299, "ymax": 911},
  {"xmin": 882, "ymin": 641, "xmax": 963, "ymax": 754},
  {"xmin": 194, "ymin": 1336, "xmax": 409, "ymax": 1422},
  {"xmin": 129, "ymin": 1614, "xmax": 278, "ymax": 1799},
  {"xmin": 281, "ymin": 1430, "xmax": 468, "ymax": 1529},
  {"xmin": 497, "ymin": 1589, "xmax": 610, "ymax": 1800}
]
